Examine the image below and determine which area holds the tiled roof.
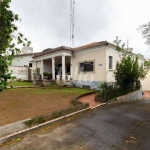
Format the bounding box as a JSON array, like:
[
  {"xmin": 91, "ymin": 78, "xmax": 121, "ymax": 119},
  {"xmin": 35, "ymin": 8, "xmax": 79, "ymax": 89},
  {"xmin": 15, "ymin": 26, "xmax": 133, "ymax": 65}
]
[
  {"xmin": 33, "ymin": 41, "xmax": 115, "ymax": 58},
  {"xmin": 74, "ymin": 41, "xmax": 115, "ymax": 50},
  {"xmin": 33, "ymin": 46, "xmax": 73, "ymax": 58}
]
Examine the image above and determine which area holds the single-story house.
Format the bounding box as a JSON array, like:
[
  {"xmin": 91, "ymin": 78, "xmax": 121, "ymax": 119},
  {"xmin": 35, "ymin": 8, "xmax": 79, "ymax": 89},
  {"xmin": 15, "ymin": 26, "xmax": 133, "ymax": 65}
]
[{"xmin": 29, "ymin": 41, "xmax": 145, "ymax": 89}]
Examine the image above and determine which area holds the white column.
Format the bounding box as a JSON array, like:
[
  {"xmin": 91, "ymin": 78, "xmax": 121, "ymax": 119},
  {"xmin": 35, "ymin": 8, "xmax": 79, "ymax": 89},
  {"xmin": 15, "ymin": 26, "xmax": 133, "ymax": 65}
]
[
  {"xmin": 70, "ymin": 56, "xmax": 73, "ymax": 79},
  {"xmin": 35, "ymin": 61, "xmax": 37, "ymax": 69},
  {"xmin": 41, "ymin": 60, "xmax": 44, "ymax": 79},
  {"xmin": 62, "ymin": 55, "xmax": 66, "ymax": 80},
  {"xmin": 52, "ymin": 57, "xmax": 55, "ymax": 80}
]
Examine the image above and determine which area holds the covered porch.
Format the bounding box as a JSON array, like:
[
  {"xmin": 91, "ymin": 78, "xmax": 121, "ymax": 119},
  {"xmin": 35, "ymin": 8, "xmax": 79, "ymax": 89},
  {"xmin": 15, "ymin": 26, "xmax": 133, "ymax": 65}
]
[{"xmin": 33, "ymin": 51, "xmax": 73, "ymax": 81}]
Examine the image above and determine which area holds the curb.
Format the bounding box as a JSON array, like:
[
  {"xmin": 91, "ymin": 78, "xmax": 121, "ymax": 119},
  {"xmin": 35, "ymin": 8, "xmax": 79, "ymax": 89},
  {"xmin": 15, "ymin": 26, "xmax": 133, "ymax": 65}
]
[
  {"xmin": 91, "ymin": 103, "xmax": 107, "ymax": 109},
  {"xmin": 0, "ymin": 107, "xmax": 90, "ymax": 145}
]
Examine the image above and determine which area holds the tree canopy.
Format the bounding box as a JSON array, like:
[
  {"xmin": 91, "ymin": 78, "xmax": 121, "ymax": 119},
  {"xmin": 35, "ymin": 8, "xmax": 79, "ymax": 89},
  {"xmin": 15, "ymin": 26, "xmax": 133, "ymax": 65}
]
[
  {"xmin": 138, "ymin": 22, "xmax": 150, "ymax": 48},
  {"xmin": 0, "ymin": 0, "xmax": 31, "ymax": 92}
]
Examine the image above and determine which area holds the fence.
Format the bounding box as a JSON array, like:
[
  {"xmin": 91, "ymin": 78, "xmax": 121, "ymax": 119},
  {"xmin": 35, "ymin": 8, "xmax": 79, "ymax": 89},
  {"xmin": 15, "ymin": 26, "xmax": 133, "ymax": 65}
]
[{"xmin": 99, "ymin": 81, "xmax": 141, "ymax": 102}]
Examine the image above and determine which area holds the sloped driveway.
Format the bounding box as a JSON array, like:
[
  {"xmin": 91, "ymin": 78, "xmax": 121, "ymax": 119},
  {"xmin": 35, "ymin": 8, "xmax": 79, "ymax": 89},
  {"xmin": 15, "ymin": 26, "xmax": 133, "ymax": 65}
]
[{"xmin": 1, "ymin": 100, "xmax": 150, "ymax": 150}]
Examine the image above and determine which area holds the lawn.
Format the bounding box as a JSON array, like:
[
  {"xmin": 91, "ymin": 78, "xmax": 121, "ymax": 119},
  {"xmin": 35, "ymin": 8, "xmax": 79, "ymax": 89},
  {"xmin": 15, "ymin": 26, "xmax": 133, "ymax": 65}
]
[
  {"xmin": 0, "ymin": 87, "xmax": 92, "ymax": 126},
  {"xmin": 8, "ymin": 81, "xmax": 33, "ymax": 86}
]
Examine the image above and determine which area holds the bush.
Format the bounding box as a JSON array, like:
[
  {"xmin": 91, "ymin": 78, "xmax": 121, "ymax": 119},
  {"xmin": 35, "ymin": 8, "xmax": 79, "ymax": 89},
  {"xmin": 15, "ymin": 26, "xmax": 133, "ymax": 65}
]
[{"xmin": 43, "ymin": 72, "xmax": 49, "ymax": 76}]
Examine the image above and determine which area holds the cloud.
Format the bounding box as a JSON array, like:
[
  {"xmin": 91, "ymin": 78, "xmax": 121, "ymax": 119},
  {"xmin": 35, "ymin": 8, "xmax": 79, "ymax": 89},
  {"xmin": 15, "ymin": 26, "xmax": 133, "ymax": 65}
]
[{"xmin": 10, "ymin": 0, "xmax": 150, "ymax": 58}]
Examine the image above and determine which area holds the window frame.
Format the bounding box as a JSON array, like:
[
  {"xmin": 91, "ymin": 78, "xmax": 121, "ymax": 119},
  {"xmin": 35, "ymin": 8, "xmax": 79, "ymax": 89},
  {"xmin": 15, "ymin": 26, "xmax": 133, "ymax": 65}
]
[
  {"xmin": 79, "ymin": 60, "xmax": 95, "ymax": 73},
  {"xmin": 109, "ymin": 56, "xmax": 113, "ymax": 70}
]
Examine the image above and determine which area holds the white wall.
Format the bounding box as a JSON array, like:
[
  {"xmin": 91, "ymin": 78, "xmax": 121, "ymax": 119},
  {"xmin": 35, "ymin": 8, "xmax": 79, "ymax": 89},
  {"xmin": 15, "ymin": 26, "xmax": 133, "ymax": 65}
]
[
  {"xmin": 44, "ymin": 59, "xmax": 52, "ymax": 73},
  {"xmin": 9, "ymin": 66, "xmax": 30, "ymax": 80},
  {"xmin": 106, "ymin": 47, "xmax": 145, "ymax": 83},
  {"xmin": 12, "ymin": 55, "xmax": 33, "ymax": 67},
  {"xmin": 73, "ymin": 47, "xmax": 106, "ymax": 81},
  {"xmin": 106, "ymin": 47, "xmax": 121, "ymax": 82},
  {"xmin": 143, "ymin": 69, "xmax": 150, "ymax": 91}
]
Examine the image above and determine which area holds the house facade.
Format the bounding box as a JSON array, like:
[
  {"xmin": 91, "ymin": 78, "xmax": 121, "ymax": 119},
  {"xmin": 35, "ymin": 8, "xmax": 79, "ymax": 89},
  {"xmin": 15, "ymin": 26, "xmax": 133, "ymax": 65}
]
[
  {"xmin": 9, "ymin": 47, "xmax": 39, "ymax": 81},
  {"xmin": 30, "ymin": 41, "xmax": 145, "ymax": 89}
]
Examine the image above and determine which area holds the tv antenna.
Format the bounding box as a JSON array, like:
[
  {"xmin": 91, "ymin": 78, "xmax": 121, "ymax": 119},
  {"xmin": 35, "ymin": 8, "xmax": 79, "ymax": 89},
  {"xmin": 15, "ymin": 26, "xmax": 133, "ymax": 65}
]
[{"xmin": 70, "ymin": 0, "xmax": 75, "ymax": 48}]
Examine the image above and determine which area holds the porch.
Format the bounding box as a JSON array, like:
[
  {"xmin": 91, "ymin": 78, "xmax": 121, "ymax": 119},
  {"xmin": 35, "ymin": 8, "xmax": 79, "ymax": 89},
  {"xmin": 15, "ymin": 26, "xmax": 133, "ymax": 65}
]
[{"xmin": 34, "ymin": 53, "xmax": 73, "ymax": 81}]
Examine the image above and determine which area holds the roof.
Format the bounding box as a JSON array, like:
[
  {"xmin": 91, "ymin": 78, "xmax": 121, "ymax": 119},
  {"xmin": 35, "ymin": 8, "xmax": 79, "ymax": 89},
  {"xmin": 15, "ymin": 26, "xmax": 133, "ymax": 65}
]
[
  {"xmin": 21, "ymin": 41, "xmax": 144, "ymax": 60},
  {"xmin": 74, "ymin": 41, "xmax": 115, "ymax": 50},
  {"xmin": 33, "ymin": 41, "xmax": 115, "ymax": 58},
  {"xmin": 33, "ymin": 46, "xmax": 73, "ymax": 58}
]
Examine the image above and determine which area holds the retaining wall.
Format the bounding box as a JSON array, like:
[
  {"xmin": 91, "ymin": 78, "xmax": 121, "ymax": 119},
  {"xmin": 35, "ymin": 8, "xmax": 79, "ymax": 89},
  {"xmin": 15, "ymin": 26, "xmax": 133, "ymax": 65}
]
[{"xmin": 117, "ymin": 90, "xmax": 142, "ymax": 102}]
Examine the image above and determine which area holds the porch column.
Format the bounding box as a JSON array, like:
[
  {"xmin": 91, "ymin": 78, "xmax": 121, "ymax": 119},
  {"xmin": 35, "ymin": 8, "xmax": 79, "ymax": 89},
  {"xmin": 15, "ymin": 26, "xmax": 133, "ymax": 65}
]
[
  {"xmin": 35, "ymin": 61, "xmax": 37, "ymax": 69},
  {"xmin": 70, "ymin": 56, "xmax": 73, "ymax": 79},
  {"xmin": 62, "ymin": 55, "xmax": 66, "ymax": 80},
  {"xmin": 41, "ymin": 60, "xmax": 44, "ymax": 79},
  {"xmin": 52, "ymin": 57, "xmax": 55, "ymax": 80}
]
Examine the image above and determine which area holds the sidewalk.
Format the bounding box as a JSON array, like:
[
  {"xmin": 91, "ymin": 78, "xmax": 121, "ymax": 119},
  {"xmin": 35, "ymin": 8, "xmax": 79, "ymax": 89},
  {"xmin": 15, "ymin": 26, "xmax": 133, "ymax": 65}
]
[{"xmin": 79, "ymin": 93, "xmax": 101, "ymax": 108}]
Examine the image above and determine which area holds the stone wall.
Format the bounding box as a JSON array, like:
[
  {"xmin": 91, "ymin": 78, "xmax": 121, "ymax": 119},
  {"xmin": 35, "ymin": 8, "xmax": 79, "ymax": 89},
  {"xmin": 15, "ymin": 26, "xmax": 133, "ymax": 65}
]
[{"xmin": 66, "ymin": 80, "xmax": 101, "ymax": 90}]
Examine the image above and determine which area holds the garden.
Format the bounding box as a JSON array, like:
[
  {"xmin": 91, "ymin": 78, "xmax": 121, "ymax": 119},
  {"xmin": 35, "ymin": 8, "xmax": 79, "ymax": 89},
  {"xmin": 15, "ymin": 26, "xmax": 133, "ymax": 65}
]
[{"xmin": 0, "ymin": 87, "xmax": 92, "ymax": 126}]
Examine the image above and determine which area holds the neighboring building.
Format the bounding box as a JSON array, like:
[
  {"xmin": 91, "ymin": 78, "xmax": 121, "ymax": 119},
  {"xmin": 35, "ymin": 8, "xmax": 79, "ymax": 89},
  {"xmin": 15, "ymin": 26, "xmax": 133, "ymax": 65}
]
[
  {"xmin": 9, "ymin": 47, "xmax": 40, "ymax": 81},
  {"xmin": 30, "ymin": 41, "xmax": 145, "ymax": 89}
]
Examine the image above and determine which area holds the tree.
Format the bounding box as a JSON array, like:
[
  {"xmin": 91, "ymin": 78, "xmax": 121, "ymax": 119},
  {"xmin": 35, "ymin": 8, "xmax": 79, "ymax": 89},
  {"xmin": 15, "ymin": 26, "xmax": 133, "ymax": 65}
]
[
  {"xmin": 113, "ymin": 37, "xmax": 146, "ymax": 89},
  {"xmin": 138, "ymin": 22, "xmax": 150, "ymax": 48},
  {"xmin": 0, "ymin": 0, "xmax": 31, "ymax": 92}
]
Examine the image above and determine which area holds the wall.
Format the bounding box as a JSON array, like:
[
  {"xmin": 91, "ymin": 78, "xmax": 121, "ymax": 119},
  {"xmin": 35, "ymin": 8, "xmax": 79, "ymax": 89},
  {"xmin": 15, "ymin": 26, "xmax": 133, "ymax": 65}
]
[
  {"xmin": 9, "ymin": 66, "xmax": 31, "ymax": 80},
  {"xmin": 43, "ymin": 59, "xmax": 52, "ymax": 73},
  {"xmin": 12, "ymin": 55, "xmax": 33, "ymax": 67},
  {"xmin": 106, "ymin": 48, "xmax": 145, "ymax": 83},
  {"xmin": 117, "ymin": 90, "xmax": 142, "ymax": 102},
  {"xmin": 73, "ymin": 46, "xmax": 106, "ymax": 81},
  {"xmin": 143, "ymin": 69, "xmax": 150, "ymax": 91},
  {"xmin": 106, "ymin": 47, "xmax": 121, "ymax": 82}
]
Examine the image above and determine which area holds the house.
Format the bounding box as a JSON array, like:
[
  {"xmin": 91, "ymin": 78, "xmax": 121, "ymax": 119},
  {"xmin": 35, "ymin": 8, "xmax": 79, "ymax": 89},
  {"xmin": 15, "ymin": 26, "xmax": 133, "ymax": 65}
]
[
  {"xmin": 30, "ymin": 41, "xmax": 145, "ymax": 89},
  {"xmin": 9, "ymin": 47, "xmax": 40, "ymax": 81}
]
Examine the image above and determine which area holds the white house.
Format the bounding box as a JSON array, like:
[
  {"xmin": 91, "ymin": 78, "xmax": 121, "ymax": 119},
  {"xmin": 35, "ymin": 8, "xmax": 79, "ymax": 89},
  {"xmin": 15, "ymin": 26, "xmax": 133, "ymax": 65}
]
[
  {"xmin": 10, "ymin": 47, "xmax": 39, "ymax": 81},
  {"xmin": 30, "ymin": 41, "xmax": 145, "ymax": 89}
]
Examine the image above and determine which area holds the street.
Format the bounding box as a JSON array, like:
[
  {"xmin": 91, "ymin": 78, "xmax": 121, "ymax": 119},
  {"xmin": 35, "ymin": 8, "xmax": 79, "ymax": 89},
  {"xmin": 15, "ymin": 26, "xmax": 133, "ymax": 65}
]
[{"xmin": 1, "ymin": 100, "xmax": 150, "ymax": 150}]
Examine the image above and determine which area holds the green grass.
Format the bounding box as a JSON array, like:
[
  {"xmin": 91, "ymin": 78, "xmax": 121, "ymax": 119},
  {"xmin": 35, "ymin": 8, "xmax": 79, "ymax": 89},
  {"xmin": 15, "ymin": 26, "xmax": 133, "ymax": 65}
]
[{"xmin": 8, "ymin": 81, "xmax": 33, "ymax": 86}]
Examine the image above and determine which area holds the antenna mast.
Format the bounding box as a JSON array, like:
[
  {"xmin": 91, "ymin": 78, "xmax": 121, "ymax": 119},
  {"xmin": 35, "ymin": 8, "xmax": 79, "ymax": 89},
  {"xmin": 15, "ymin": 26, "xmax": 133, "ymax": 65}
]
[{"xmin": 70, "ymin": 0, "xmax": 75, "ymax": 48}]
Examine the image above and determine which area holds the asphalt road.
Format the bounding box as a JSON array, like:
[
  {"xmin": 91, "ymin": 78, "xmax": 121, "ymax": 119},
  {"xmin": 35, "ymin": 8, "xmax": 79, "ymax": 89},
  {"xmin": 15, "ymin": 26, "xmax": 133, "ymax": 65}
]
[{"xmin": 1, "ymin": 100, "xmax": 150, "ymax": 150}]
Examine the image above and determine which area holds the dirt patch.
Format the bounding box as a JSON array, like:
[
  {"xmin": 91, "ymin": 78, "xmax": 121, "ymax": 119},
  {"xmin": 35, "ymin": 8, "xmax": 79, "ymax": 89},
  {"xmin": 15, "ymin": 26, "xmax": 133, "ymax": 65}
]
[
  {"xmin": 0, "ymin": 88, "xmax": 92, "ymax": 126},
  {"xmin": 79, "ymin": 94, "xmax": 101, "ymax": 107},
  {"xmin": 143, "ymin": 91, "xmax": 150, "ymax": 99}
]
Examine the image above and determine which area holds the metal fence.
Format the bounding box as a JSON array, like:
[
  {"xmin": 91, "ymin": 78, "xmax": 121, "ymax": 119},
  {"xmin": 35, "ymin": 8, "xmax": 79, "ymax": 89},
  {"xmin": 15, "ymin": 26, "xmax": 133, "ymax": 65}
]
[{"xmin": 100, "ymin": 81, "xmax": 141, "ymax": 102}]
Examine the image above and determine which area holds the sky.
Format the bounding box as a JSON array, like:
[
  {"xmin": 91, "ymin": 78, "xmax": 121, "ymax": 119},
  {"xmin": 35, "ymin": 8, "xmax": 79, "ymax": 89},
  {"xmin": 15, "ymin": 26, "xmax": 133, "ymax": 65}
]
[{"xmin": 10, "ymin": 0, "xmax": 150, "ymax": 59}]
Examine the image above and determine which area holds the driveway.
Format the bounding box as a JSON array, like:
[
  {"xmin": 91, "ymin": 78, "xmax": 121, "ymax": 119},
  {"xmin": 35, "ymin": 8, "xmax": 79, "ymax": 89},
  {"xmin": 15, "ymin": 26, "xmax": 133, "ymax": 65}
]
[{"xmin": 1, "ymin": 100, "xmax": 150, "ymax": 150}]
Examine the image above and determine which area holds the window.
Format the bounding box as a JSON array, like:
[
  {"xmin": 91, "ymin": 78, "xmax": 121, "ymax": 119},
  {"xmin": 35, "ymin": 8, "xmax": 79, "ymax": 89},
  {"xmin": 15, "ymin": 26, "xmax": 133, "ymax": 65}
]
[
  {"xmin": 29, "ymin": 63, "xmax": 32, "ymax": 67},
  {"xmin": 80, "ymin": 61, "xmax": 94, "ymax": 72},
  {"xmin": 109, "ymin": 56, "xmax": 113, "ymax": 69}
]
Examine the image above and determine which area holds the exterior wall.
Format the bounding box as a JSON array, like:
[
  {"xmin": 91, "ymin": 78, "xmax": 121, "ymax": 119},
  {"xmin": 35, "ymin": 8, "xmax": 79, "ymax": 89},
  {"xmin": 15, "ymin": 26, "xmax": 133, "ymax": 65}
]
[
  {"xmin": 117, "ymin": 90, "xmax": 142, "ymax": 102},
  {"xmin": 43, "ymin": 59, "xmax": 52, "ymax": 73},
  {"xmin": 37, "ymin": 61, "xmax": 41, "ymax": 68},
  {"xmin": 106, "ymin": 47, "xmax": 121, "ymax": 82},
  {"xmin": 72, "ymin": 46, "xmax": 106, "ymax": 81},
  {"xmin": 143, "ymin": 69, "xmax": 150, "ymax": 91},
  {"xmin": 12, "ymin": 55, "xmax": 33, "ymax": 67},
  {"xmin": 9, "ymin": 66, "xmax": 31, "ymax": 80}
]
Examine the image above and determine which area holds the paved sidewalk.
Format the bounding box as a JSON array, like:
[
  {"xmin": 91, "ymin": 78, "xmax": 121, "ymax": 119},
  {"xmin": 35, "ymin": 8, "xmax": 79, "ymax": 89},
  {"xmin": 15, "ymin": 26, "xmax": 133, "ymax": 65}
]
[{"xmin": 79, "ymin": 94, "xmax": 101, "ymax": 108}]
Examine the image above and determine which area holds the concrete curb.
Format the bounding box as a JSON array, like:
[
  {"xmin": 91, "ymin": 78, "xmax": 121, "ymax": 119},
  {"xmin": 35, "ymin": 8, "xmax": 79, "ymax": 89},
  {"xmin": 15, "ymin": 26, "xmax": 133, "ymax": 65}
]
[
  {"xmin": 91, "ymin": 103, "xmax": 107, "ymax": 109},
  {"xmin": 0, "ymin": 107, "xmax": 90, "ymax": 144}
]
